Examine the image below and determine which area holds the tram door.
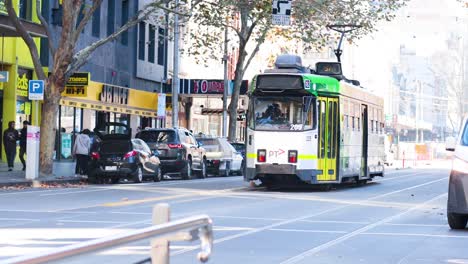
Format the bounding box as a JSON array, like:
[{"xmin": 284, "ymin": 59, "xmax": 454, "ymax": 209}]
[
  {"xmin": 361, "ymin": 105, "xmax": 369, "ymax": 177},
  {"xmin": 317, "ymin": 97, "xmax": 339, "ymax": 181}
]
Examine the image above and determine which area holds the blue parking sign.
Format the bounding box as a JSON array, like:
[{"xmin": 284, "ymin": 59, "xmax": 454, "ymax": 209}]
[{"xmin": 28, "ymin": 80, "xmax": 44, "ymax": 100}]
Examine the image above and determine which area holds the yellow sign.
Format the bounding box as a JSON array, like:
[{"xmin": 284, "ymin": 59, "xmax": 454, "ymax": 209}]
[
  {"xmin": 61, "ymin": 81, "xmax": 160, "ymax": 117},
  {"xmin": 17, "ymin": 73, "xmax": 29, "ymax": 97},
  {"xmin": 64, "ymin": 86, "xmax": 87, "ymax": 97}
]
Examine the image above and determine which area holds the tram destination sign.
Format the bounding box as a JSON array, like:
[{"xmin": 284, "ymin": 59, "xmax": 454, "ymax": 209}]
[{"xmin": 257, "ymin": 75, "xmax": 303, "ymax": 90}]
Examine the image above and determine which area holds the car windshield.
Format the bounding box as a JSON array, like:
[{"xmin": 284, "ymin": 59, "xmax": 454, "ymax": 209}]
[
  {"xmin": 230, "ymin": 143, "xmax": 244, "ymax": 152},
  {"xmin": 137, "ymin": 131, "xmax": 176, "ymax": 143},
  {"xmin": 198, "ymin": 138, "xmax": 220, "ymax": 152},
  {"xmin": 249, "ymin": 96, "xmax": 316, "ymax": 131},
  {"xmin": 462, "ymin": 121, "xmax": 468, "ymax": 146}
]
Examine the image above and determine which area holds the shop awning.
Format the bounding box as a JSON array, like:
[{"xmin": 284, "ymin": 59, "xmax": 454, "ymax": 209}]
[
  {"xmin": 0, "ymin": 14, "xmax": 47, "ymax": 38},
  {"xmin": 201, "ymin": 108, "xmax": 246, "ymax": 115},
  {"xmin": 60, "ymin": 98, "xmax": 162, "ymax": 118}
]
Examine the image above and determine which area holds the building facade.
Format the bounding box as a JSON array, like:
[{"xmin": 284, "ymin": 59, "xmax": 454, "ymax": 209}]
[{"xmin": 42, "ymin": 0, "xmax": 170, "ymax": 160}]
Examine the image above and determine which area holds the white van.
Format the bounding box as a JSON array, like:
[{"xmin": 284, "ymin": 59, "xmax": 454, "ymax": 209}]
[{"xmin": 446, "ymin": 115, "xmax": 468, "ymax": 229}]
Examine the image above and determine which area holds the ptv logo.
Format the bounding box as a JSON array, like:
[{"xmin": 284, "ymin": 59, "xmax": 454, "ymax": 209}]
[{"xmin": 269, "ymin": 149, "xmax": 285, "ymax": 158}]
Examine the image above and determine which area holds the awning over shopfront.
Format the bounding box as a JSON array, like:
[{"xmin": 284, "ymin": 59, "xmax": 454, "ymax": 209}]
[
  {"xmin": 201, "ymin": 108, "xmax": 245, "ymax": 115},
  {"xmin": 0, "ymin": 14, "xmax": 47, "ymax": 38},
  {"xmin": 61, "ymin": 81, "xmax": 165, "ymax": 118}
]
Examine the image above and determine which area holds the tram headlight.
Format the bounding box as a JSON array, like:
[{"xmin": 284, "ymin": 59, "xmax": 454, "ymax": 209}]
[
  {"xmin": 257, "ymin": 149, "xmax": 266, "ymax": 163},
  {"xmin": 288, "ymin": 150, "xmax": 298, "ymax": 163}
]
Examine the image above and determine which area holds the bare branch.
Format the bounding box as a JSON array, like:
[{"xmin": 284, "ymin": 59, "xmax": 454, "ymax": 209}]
[
  {"xmin": 35, "ymin": 0, "xmax": 56, "ymax": 57},
  {"xmin": 243, "ymin": 28, "xmax": 268, "ymax": 73},
  {"xmin": 73, "ymin": 0, "xmax": 103, "ymax": 44},
  {"xmin": 6, "ymin": 0, "xmax": 46, "ymax": 80},
  {"xmin": 69, "ymin": 3, "xmax": 164, "ymax": 75}
]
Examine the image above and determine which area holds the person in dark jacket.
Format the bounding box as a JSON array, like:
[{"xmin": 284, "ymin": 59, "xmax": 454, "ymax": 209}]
[
  {"xmin": 3, "ymin": 121, "xmax": 19, "ymax": 171},
  {"xmin": 19, "ymin": 121, "xmax": 30, "ymax": 171}
]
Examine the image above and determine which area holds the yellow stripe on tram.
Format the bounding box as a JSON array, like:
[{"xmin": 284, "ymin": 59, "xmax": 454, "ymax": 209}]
[
  {"xmin": 247, "ymin": 153, "xmax": 257, "ymax": 159},
  {"xmin": 298, "ymin": 154, "xmax": 317, "ymax": 160}
]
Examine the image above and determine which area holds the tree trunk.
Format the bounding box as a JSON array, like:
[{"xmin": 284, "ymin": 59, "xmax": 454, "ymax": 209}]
[
  {"xmin": 39, "ymin": 81, "xmax": 61, "ymax": 176},
  {"xmin": 228, "ymin": 48, "xmax": 247, "ymax": 142}
]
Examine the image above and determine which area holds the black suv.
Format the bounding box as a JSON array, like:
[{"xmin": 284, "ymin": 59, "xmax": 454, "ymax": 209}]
[{"xmin": 136, "ymin": 127, "xmax": 207, "ymax": 179}]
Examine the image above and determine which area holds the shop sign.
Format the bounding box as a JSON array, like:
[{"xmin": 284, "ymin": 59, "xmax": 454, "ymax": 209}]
[
  {"xmin": 100, "ymin": 85, "xmax": 129, "ymax": 105},
  {"xmin": 17, "ymin": 73, "xmax": 29, "ymax": 97},
  {"xmin": 157, "ymin": 94, "xmax": 166, "ymax": 117},
  {"xmin": 16, "ymin": 101, "xmax": 31, "ymax": 115},
  {"xmin": 64, "ymin": 86, "xmax": 87, "ymax": 97},
  {"xmin": 179, "ymin": 79, "xmax": 248, "ymax": 95},
  {"xmin": 66, "ymin": 72, "xmax": 90, "ymax": 86}
]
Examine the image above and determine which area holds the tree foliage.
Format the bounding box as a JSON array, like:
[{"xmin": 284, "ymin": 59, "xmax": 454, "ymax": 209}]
[{"xmin": 187, "ymin": 0, "xmax": 408, "ymax": 141}]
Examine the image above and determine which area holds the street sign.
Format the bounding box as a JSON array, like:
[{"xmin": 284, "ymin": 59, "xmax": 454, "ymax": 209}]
[
  {"xmin": 0, "ymin": 71, "xmax": 8, "ymax": 82},
  {"xmin": 272, "ymin": 0, "xmax": 292, "ymax": 26},
  {"xmin": 28, "ymin": 80, "xmax": 44, "ymax": 100}
]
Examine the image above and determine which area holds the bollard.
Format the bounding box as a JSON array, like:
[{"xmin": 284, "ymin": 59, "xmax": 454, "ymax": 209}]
[{"xmin": 151, "ymin": 203, "xmax": 170, "ymax": 264}]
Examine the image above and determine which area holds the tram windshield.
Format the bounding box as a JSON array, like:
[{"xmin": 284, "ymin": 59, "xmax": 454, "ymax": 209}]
[{"xmin": 249, "ymin": 96, "xmax": 316, "ymax": 131}]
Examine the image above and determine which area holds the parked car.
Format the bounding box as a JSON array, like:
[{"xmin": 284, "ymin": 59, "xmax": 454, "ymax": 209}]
[
  {"xmin": 196, "ymin": 136, "xmax": 243, "ymax": 176},
  {"xmin": 446, "ymin": 115, "xmax": 468, "ymax": 229},
  {"xmin": 88, "ymin": 122, "xmax": 161, "ymax": 184},
  {"xmin": 136, "ymin": 127, "xmax": 207, "ymax": 180},
  {"xmin": 229, "ymin": 141, "xmax": 246, "ymax": 171}
]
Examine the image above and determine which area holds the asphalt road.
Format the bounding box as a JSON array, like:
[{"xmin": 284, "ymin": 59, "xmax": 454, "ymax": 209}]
[{"xmin": 0, "ymin": 165, "xmax": 467, "ymax": 264}]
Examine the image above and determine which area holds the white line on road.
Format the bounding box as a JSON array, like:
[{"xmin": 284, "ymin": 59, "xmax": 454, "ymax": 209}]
[
  {"xmin": 361, "ymin": 232, "xmax": 468, "ymax": 239},
  {"xmin": 57, "ymin": 219, "xmax": 127, "ymax": 224},
  {"xmin": 39, "ymin": 188, "xmax": 114, "ymax": 196},
  {"xmin": 279, "ymin": 193, "xmax": 448, "ymax": 264},
  {"xmin": 0, "ymin": 218, "xmax": 40, "ymax": 222},
  {"xmin": 270, "ymin": 228, "xmax": 348, "ymax": 234},
  {"xmin": 375, "ymin": 171, "xmax": 429, "ymax": 182},
  {"xmin": 370, "ymin": 177, "xmax": 447, "ymax": 200}
]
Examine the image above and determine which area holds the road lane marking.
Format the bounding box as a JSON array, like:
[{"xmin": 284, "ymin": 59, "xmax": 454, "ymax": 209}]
[
  {"xmin": 57, "ymin": 220, "xmax": 127, "ymax": 224},
  {"xmin": 271, "ymin": 228, "xmax": 348, "ymax": 234},
  {"xmin": 0, "ymin": 218, "xmax": 40, "ymax": 221},
  {"xmin": 361, "ymin": 232, "xmax": 468, "ymax": 239},
  {"xmin": 279, "ymin": 193, "xmax": 448, "ymax": 264},
  {"xmin": 375, "ymin": 171, "xmax": 430, "ymax": 182},
  {"xmin": 370, "ymin": 177, "xmax": 448, "ymax": 200},
  {"xmin": 39, "ymin": 189, "xmax": 114, "ymax": 196},
  {"xmin": 101, "ymin": 194, "xmax": 192, "ymax": 207}
]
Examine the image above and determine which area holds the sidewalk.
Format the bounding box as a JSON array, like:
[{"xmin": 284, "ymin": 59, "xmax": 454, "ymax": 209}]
[{"xmin": 0, "ymin": 161, "xmax": 85, "ymax": 188}]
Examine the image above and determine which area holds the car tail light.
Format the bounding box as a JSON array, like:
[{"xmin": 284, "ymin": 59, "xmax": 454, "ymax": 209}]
[
  {"xmin": 168, "ymin": 143, "xmax": 183, "ymax": 149},
  {"xmin": 124, "ymin": 150, "xmax": 137, "ymax": 159},
  {"xmin": 257, "ymin": 149, "xmax": 266, "ymax": 163},
  {"xmin": 289, "ymin": 150, "xmax": 298, "ymax": 163},
  {"xmin": 213, "ymin": 160, "xmax": 220, "ymax": 165},
  {"xmin": 91, "ymin": 152, "xmax": 100, "ymax": 160}
]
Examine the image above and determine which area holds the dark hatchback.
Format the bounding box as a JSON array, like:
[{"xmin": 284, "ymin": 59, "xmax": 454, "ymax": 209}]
[{"xmin": 88, "ymin": 123, "xmax": 161, "ymax": 184}]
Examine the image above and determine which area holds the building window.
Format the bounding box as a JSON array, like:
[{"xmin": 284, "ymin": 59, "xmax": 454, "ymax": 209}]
[
  {"xmin": 19, "ymin": 0, "xmax": 32, "ymax": 20},
  {"xmin": 92, "ymin": 5, "xmax": 101, "ymax": 37},
  {"xmin": 40, "ymin": 0, "xmax": 49, "ymax": 65},
  {"xmin": 158, "ymin": 27, "xmax": 166, "ymax": 66},
  {"xmin": 148, "ymin": 25, "xmax": 156, "ymax": 63},
  {"xmin": 52, "ymin": 5, "xmax": 63, "ymax": 26},
  {"xmin": 76, "ymin": 4, "xmax": 85, "ymax": 31},
  {"xmin": 138, "ymin": 22, "xmax": 145, "ymax": 60},
  {"xmin": 121, "ymin": 0, "xmax": 129, "ymax": 45},
  {"xmin": 107, "ymin": 0, "xmax": 115, "ymax": 36}
]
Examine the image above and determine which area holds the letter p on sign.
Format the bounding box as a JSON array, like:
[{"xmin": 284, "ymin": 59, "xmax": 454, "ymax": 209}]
[{"xmin": 28, "ymin": 80, "xmax": 44, "ymax": 100}]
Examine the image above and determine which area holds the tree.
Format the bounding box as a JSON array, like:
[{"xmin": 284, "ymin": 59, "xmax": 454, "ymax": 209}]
[
  {"xmin": 187, "ymin": 0, "xmax": 408, "ymax": 141},
  {"xmin": 6, "ymin": 0, "xmax": 200, "ymax": 175}
]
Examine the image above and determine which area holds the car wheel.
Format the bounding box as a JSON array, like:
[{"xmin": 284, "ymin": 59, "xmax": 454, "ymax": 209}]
[
  {"xmin": 154, "ymin": 167, "xmax": 162, "ymax": 182},
  {"xmin": 198, "ymin": 159, "xmax": 207, "ymax": 179},
  {"xmin": 182, "ymin": 160, "xmax": 192, "ymax": 180},
  {"xmin": 133, "ymin": 166, "xmax": 143, "ymax": 183},
  {"xmin": 448, "ymin": 212, "xmax": 468, "ymax": 229},
  {"xmin": 111, "ymin": 178, "xmax": 120, "ymax": 184}
]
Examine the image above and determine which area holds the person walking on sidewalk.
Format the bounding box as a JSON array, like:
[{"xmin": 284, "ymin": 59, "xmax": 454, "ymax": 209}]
[
  {"xmin": 3, "ymin": 121, "xmax": 19, "ymax": 171},
  {"xmin": 19, "ymin": 121, "xmax": 30, "ymax": 171},
  {"xmin": 73, "ymin": 129, "xmax": 91, "ymax": 176}
]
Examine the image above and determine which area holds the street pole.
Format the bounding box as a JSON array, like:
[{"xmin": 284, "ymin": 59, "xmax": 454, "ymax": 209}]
[
  {"xmin": 172, "ymin": 0, "xmax": 180, "ymax": 128},
  {"xmin": 222, "ymin": 20, "xmax": 228, "ymax": 138}
]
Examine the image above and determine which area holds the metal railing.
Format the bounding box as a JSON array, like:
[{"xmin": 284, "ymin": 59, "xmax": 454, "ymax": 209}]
[{"xmin": 4, "ymin": 203, "xmax": 213, "ymax": 264}]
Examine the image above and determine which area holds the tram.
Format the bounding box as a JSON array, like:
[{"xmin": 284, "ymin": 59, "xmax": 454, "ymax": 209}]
[{"xmin": 244, "ymin": 55, "xmax": 385, "ymax": 187}]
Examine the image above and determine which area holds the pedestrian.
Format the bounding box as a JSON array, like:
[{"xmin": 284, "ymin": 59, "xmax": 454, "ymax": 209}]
[
  {"xmin": 19, "ymin": 121, "xmax": 30, "ymax": 171},
  {"xmin": 3, "ymin": 121, "xmax": 19, "ymax": 171},
  {"xmin": 72, "ymin": 129, "xmax": 91, "ymax": 176}
]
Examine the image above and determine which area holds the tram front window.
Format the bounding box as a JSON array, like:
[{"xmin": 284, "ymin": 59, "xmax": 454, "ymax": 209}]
[{"xmin": 250, "ymin": 97, "xmax": 316, "ymax": 131}]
